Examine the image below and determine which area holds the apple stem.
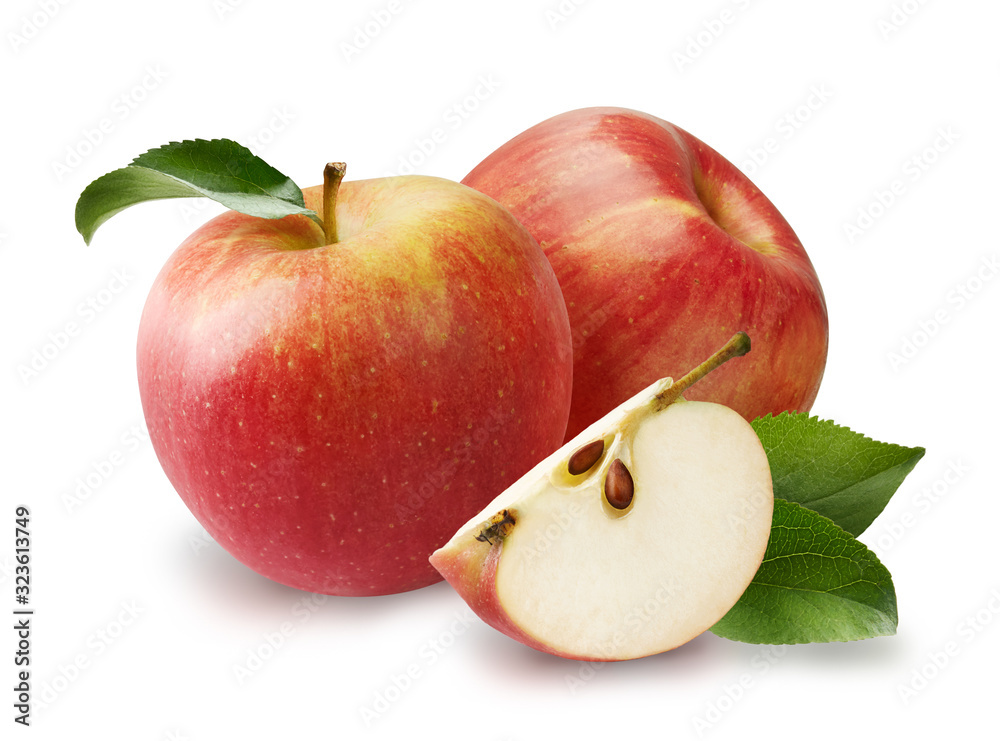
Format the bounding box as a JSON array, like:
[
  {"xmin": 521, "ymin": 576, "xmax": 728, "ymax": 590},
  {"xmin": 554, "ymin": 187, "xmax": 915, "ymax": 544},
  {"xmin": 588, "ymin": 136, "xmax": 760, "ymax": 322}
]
[
  {"xmin": 323, "ymin": 162, "xmax": 347, "ymax": 243},
  {"xmin": 654, "ymin": 332, "xmax": 751, "ymax": 410}
]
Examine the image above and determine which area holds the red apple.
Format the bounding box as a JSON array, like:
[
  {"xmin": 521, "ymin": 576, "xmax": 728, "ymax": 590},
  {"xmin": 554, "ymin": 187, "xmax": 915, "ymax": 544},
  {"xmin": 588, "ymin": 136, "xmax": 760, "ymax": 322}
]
[
  {"xmin": 462, "ymin": 107, "xmax": 828, "ymax": 440},
  {"xmin": 137, "ymin": 173, "xmax": 573, "ymax": 595}
]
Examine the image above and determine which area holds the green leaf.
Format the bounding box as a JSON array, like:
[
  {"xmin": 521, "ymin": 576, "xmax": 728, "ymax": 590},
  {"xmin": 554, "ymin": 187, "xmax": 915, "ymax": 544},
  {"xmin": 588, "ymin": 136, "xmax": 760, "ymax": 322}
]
[
  {"xmin": 76, "ymin": 138, "xmax": 320, "ymax": 244},
  {"xmin": 710, "ymin": 499, "xmax": 897, "ymax": 644},
  {"xmin": 752, "ymin": 412, "xmax": 925, "ymax": 537}
]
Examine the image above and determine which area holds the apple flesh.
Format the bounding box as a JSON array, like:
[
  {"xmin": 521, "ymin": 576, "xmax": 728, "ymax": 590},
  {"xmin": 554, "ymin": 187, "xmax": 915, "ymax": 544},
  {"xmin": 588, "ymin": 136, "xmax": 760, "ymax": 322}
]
[
  {"xmin": 137, "ymin": 174, "xmax": 573, "ymax": 596},
  {"xmin": 430, "ymin": 335, "xmax": 773, "ymax": 660},
  {"xmin": 462, "ymin": 106, "xmax": 828, "ymax": 440}
]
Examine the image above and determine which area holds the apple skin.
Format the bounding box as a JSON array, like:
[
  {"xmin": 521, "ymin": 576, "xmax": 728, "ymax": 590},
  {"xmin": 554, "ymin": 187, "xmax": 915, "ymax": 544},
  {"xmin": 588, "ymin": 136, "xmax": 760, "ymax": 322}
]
[
  {"xmin": 462, "ymin": 106, "xmax": 828, "ymax": 440},
  {"xmin": 137, "ymin": 175, "xmax": 573, "ymax": 596}
]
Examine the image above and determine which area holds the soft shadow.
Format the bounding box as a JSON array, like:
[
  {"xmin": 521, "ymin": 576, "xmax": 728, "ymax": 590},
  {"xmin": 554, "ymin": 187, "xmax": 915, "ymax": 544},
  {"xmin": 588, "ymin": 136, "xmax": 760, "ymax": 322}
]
[
  {"xmin": 174, "ymin": 532, "xmax": 468, "ymax": 623},
  {"xmin": 767, "ymin": 632, "xmax": 909, "ymax": 669},
  {"xmin": 458, "ymin": 625, "xmax": 736, "ymax": 691}
]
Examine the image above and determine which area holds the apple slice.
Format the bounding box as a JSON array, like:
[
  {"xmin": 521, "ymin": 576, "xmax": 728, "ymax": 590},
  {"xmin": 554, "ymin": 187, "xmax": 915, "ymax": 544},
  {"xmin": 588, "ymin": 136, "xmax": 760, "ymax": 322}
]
[{"xmin": 429, "ymin": 333, "xmax": 772, "ymax": 661}]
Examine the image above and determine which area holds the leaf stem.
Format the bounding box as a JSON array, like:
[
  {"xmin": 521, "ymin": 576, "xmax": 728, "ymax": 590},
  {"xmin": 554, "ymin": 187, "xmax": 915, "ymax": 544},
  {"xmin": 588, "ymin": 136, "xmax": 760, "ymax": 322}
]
[
  {"xmin": 654, "ymin": 332, "xmax": 751, "ymax": 410},
  {"xmin": 323, "ymin": 162, "xmax": 347, "ymax": 244}
]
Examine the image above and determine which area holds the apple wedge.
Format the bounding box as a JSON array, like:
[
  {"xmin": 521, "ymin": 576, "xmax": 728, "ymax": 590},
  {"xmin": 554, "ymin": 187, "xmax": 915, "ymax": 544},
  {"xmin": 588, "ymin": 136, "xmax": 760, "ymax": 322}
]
[{"xmin": 429, "ymin": 333, "xmax": 773, "ymax": 660}]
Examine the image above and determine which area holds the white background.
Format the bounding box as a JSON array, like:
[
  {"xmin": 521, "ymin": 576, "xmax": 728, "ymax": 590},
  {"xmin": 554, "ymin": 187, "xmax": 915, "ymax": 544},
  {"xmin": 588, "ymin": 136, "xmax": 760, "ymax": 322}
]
[{"xmin": 3, "ymin": 0, "xmax": 998, "ymax": 738}]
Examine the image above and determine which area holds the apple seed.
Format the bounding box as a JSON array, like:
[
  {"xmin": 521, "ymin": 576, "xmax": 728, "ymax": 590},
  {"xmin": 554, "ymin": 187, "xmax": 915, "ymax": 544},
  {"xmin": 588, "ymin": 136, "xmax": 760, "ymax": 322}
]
[
  {"xmin": 604, "ymin": 459, "xmax": 634, "ymax": 510},
  {"xmin": 567, "ymin": 439, "xmax": 605, "ymax": 476}
]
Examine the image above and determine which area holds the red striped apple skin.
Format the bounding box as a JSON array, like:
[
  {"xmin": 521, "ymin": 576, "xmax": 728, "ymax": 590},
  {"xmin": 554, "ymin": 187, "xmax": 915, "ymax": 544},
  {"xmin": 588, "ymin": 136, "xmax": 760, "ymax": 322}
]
[
  {"xmin": 463, "ymin": 107, "xmax": 828, "ymax": 440},
  {"xmin": 137, "ymin": 176, "xmax": 573, "ymax": 595}
]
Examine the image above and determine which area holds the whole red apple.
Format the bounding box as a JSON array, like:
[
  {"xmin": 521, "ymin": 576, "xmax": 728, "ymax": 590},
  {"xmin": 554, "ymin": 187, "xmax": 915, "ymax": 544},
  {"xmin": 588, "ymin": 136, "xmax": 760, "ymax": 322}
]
[
  {"xmin": 137, "ymin": 173, "xmax": 573, "ymax": 595},
  {"xmin": 462, "ymin": 107, "xmax": 828, "ymax": 439}
]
